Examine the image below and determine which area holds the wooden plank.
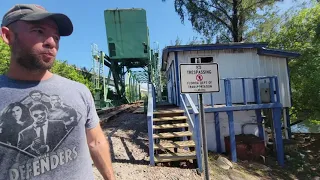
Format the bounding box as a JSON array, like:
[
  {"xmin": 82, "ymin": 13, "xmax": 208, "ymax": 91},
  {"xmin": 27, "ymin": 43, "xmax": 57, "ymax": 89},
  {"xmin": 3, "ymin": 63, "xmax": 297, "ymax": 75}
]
[
  {"xmin": 99, "ymin": 104, "xmax": 136, "ymax": 123},
  {"xmin": 153, "ymin": 131, "xmax": 192, "ymax": 139},
  {"xmin": 153, "ymin": 123, "xmax": 189, "ymax": 130},
  {"xmin": 153, "ymin": 110, "xmax": 184, "ymax": 115},
  {"xmin": 154, "ymin": 140, "xmax": 195, "ymax": 150},
  {"xmin": 154, "ymin": 152, "xmax": 196, "ymax": 163},
  {"xmin": 153, "ymin": 116, "xmax": 187, "ymax": 122}
]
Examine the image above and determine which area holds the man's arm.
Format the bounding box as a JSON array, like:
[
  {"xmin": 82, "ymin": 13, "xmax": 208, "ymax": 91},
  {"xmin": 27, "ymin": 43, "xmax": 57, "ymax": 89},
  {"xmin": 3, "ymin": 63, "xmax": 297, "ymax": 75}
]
[{"xmin": 86, "ymin": 123, "xmax": 115, "ymax": 180}]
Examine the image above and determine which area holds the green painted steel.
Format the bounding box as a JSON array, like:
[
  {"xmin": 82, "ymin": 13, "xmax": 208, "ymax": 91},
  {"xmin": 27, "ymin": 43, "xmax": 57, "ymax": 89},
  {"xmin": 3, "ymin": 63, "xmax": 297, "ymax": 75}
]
[
  {"xmin": 91, "ymin": 44, "xmax": 114, "ymax": 109},
  {"xmin": 126, "ymin": 70, "xmax": 148, "ymax": 103},
  {"xmin": 90, "ymin": 8, "xmax": 163, "ymax": 108},
  {"xmin": 104, "ymin": 8, "xmax": 150, "ymax": 61}
]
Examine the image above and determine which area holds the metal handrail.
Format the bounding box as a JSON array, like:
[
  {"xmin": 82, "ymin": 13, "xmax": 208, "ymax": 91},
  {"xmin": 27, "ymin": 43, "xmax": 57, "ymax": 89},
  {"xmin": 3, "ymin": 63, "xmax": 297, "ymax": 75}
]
[
  {"xmin": 180, "ymin": 93, "xmax": 202, "ymax": 172},
  {"xmin": 185, "ymin": 94, "xmax": 199, "ymax": 114},
  {"xmin": 147, "ymin": 83, "xmax": 155, "ymax": 165},
  {"xmin": 180, "ymin": 94, "xmax": 194, "ymax": 128}
]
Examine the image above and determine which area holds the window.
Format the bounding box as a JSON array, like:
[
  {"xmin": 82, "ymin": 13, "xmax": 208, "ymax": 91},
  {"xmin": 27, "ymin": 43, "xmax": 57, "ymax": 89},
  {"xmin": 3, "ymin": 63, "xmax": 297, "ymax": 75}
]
[{"xmin": 190, "ymin": 57, "xmax": 213, "ymax": 63}]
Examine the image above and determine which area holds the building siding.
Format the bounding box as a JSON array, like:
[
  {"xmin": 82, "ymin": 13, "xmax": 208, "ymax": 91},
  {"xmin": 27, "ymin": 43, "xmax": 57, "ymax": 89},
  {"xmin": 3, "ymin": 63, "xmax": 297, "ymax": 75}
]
[
  {"xmin": 163, "ymin": 46, "xmax": 293, "ymax": 154},
  {"xmin": 166, "ymin": 53, "xmax": 175, "ymax": 104},
  {"xmin": 204, "ymin": 110, "xmax": 261, "ymax": 152},
  {"xmin": 167, "ymin": 49, "xmax": 291, "ymax": 107},
  {"xmin": 259, "ymin": 55, "xmax": 291, "ymax": 107}
]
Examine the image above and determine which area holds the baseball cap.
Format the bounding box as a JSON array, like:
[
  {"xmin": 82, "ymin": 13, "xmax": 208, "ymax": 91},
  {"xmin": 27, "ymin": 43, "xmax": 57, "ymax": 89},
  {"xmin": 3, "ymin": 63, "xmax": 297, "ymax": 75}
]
[{"xmin": 1, "ymin": 4, "xmax": 73, "ymax": 36}]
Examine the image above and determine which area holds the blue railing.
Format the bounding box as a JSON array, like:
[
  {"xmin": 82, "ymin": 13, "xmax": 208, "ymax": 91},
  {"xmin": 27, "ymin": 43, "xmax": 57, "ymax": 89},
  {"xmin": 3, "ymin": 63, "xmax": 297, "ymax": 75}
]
[
  {"xmin": 220, "ymin": 76, "xmax": 284, "ymax": 166},
  {"xmin": 147, "ymin": 83, "xmax": 155, "ymax": 165},
  {"xmin": 222, "ymin": 76, "xmax": 280, "ymax": 105},
  {"xmin": 178, "ymin": 75, "xmax": 284, "ymax": 167},
  {"xmin": 180, "ymin": 76, "xmax": 281, "ymax": 108},
  {"xmin": 180, "ymin": 94, "xmax": 202, "ymax": 172},
  {"xmin": 197, "ymin": 76, "xmax": 282, "ymax": 112}
]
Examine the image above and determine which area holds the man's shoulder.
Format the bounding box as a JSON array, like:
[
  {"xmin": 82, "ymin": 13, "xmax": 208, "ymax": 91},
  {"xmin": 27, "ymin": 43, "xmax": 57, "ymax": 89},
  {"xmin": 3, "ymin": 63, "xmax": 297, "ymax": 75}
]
[
  {"xmin": 52, "ymin": 74, "xmax": 91, "ymax": 92},
  {"xmin": 0, "ymin": 75, "xmax": 8, "ymax": 84},
  {"xmin": 53, "ymin": 74, "xmax": 87, "ymax": 88}
]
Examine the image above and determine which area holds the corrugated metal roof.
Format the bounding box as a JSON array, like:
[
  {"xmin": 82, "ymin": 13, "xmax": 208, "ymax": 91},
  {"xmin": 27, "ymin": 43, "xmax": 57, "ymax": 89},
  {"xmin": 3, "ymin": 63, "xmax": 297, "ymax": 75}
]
[
  {"xmin": 164, "ymin": 42, "xmax": 268, "ymax": 51},
  {"xmin": 161, "ymin": 43, "xmax": 300, "ymax": 71},
  {"xmin": 258, "ymin": 47, "xmax": 300, "ymax": 58}
]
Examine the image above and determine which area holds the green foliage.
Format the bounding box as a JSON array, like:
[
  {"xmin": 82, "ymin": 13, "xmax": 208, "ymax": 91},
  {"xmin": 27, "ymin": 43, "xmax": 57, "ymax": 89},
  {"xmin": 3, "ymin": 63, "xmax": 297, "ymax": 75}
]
[
  {"xmin": 50, "ymin": 60, "xmax": 94, "ymax": 93},
  {"xmin": 266, "ymin": 3, "xmax": 320, "ymax": 120},
  {"xmin": 0, "ymin": 40, "xmax": 10, "ymax": 74},
  {"xmin": 310, "ymin": 120, "xmax": 320, "ymax": 125},
  {"xmin": 246, "ymin": 1, "xmax": 311, "ymax": 42},
  {"xmin": 163, "ymin": 0, "xmax": 281, "ymax": 42}
]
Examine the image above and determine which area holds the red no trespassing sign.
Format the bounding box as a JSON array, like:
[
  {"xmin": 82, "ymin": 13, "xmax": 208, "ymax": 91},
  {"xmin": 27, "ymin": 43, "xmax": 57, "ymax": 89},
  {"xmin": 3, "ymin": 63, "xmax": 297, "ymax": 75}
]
[{"xmin": 179, "ymin": 63, "xmax": 220, "ymax": 93}]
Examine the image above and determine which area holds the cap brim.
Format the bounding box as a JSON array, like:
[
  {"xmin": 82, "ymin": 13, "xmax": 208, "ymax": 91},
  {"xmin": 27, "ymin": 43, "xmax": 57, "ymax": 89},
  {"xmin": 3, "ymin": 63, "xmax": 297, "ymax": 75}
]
[{"xmin": 21, "ymin": 12, "xmax": 73, "ymax": 36}]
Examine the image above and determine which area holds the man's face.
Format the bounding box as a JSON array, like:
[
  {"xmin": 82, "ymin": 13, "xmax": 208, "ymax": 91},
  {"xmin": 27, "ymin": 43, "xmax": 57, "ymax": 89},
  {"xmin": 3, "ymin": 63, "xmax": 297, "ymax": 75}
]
[
  {"xmin": 8, "ymin": 18, "xmax": 60, "ymax": 71},
  {"xmin": 31, "ymin": 92, "xmax": 42, "ymax": 101},
  {"xmin": 50, "ymin": 95, "xmax": 61, "ymax": 108},
  {"xmin": 31, "ymin": 109, "xmax": 47, "ymax": 124}
]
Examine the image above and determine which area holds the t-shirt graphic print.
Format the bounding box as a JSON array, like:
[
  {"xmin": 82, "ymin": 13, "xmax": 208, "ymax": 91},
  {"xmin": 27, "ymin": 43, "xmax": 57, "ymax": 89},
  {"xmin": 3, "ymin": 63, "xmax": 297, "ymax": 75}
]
[
  {"xmin": 0, "ymin": 90, "xmax": 81, "ymax": 157},
  {"xmin": 0, "ymin": 75, "xmax": 99, "ymax": 180}
]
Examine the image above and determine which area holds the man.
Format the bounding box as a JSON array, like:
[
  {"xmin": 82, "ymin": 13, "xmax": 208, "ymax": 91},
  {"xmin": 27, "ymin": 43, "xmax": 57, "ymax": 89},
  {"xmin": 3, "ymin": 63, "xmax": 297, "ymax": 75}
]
[
  {"xmin": 0, "ymin": 4, "xmax": 115, "ymax": 180},
  {"xmin": 48, "ymin": 94, "xmax": 79, "ymax": 130},
  {"xmin": 17, "ymin": 103, "xmax": 68, "ymax": 156},
  {"xmin": 21, "ymin": 90, "xmax": 52, "ymax": 109}
]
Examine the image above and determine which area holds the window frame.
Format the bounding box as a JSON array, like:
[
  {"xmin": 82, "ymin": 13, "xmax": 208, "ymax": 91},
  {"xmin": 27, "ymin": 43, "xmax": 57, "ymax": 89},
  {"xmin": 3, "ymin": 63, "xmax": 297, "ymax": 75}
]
[{"xmin": 190, "ymin": 56, "xmax": 214, "ymax": 64}]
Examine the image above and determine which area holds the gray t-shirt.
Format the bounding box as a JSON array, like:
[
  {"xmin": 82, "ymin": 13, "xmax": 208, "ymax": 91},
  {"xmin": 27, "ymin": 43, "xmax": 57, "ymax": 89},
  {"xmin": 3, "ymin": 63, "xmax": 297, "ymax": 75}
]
[{"xmin": 0, "ymin": 74, "xmax": 100, "ymax": 180}]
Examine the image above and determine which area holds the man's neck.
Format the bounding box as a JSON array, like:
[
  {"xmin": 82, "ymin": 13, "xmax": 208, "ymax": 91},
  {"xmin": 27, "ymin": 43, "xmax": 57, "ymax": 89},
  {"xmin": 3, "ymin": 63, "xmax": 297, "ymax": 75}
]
[{"xmin": 6, "ymin": 62, "xmax": 53, "ymax": 81}]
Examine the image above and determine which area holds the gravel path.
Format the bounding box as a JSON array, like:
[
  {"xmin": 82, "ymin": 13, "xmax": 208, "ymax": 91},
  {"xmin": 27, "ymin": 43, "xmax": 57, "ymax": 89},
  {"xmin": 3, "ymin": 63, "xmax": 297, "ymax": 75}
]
[
  {"xmin": 92, "ymin": 107, "xmax": 320, "ymax": 180},
  {"xmin": 94, "ymin": 110, "xmax": 202, "ymax": 180}
]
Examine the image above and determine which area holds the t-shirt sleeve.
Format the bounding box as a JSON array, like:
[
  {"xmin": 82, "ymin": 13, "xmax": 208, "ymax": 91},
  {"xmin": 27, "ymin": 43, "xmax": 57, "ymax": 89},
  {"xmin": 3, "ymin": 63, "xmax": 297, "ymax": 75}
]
[{"xmin": 84, "ymin": 87, "xmax": 100, "ymax": 129}]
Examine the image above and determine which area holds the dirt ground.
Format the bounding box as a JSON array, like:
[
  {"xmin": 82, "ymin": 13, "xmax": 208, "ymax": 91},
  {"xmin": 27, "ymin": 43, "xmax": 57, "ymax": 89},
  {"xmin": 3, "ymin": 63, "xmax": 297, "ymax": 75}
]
[
  {"xmin": 93, "ymin": 109, "xmax": 320, "ymax": 180},
  {"xmin": 94, "ymin": 110, "xmax": 201, "ymax": 180},
  {"xmin": 206, "ymin": 133, "xmax": 320, "ymax": 180}
]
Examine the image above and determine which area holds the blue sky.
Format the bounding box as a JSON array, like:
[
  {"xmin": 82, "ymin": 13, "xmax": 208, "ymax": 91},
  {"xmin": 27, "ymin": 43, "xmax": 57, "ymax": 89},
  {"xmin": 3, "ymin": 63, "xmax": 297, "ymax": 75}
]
[{"xmin": 0, "ymin": 0, "xmax": 294, "ymax": 72}]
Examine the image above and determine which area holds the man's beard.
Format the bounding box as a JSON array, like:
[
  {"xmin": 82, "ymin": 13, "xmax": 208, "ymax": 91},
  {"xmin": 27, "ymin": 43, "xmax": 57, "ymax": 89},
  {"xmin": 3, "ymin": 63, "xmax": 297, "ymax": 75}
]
[
  {"xmin": 54, "ymin": 102, "xmax": 61, "ymax": 108},
  {"xmin": 11, "ymin": 35, "xmax": 55, "ymax": 71}
]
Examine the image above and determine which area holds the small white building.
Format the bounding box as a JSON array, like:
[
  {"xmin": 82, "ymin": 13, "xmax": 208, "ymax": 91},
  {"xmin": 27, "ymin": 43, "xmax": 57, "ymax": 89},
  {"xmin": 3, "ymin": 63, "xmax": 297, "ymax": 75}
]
[{"xmin": 161, "ymin": 43, "xmax": 299, "ymax": 153}]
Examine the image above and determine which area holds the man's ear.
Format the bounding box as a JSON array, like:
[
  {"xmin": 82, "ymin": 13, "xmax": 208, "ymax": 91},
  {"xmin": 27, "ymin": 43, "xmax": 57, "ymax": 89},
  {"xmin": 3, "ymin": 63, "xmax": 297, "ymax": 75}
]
[{"xmin": 1, "ymin": 26, "xmax": 12, "ymax": 45}]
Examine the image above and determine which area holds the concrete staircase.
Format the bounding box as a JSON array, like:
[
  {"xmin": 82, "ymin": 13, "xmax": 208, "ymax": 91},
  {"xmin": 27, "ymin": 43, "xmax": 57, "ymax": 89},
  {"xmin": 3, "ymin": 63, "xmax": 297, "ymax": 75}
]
[{"xmin": 151, "ymin": 107, "xmax": 197, "ymax": 164}]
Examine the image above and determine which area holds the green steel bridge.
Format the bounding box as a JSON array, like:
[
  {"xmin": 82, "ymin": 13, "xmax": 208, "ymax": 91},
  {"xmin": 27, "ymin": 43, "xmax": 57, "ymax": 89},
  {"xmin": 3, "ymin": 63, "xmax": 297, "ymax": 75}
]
[{"xmin": 90, "ymin": 8, "xmax": 161, "ymax": 109}]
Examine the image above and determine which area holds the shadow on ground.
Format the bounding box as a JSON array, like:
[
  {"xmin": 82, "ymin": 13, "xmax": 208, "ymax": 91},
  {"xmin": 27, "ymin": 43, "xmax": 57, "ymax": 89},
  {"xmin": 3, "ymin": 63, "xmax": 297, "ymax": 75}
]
[{"xmin": 100, "ymin": 109, "xmax": 150, "ymax": 165}]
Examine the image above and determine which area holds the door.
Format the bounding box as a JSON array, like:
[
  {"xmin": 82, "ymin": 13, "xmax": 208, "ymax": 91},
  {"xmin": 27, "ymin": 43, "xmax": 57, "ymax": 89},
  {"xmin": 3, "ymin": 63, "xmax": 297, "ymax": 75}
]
[
  {"xmin": 168, "ymin": 60, "xmax": 176, "ymax": 105},
  {"xmin": 171, "ymin": 60, "xmax": 176, "ymax": 105},
  {"xmin": 167, "ymin": 69, "xmax": 172, "ymax": 104}
]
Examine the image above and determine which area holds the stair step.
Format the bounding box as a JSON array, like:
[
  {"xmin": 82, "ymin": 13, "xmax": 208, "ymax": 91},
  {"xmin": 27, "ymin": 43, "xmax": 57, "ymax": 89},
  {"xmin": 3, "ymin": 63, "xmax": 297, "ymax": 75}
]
[
  {"xmin": 154, "ymin": 140, "xmax": 195, "ymax": 150},
  {"xmin": 154, "ymin": 152, "xmax": 196, "ymax": 163},
  {"xmin": 153, "ymin": 123, "xmax": 189, "ymax": 130},
  {"xmin": 153, "ymin": 131, "xmax": 192, "ymax": 139},
  {"xmin": 153, "ymin": 110, "xmax": 184, "ymax": 117},
  {"xmin": 153, "ymin": 110, "xmax": 184, "ymax": 114},
  {"xmin": 153, "ymin": 116, "xmax": 187, "ymax": 122}
]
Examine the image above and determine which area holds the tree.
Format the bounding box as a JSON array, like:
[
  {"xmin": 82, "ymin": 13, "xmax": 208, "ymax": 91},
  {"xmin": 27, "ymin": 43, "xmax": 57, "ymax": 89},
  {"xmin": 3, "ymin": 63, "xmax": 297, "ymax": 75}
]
[
  {"xmin": 50, "ymin": 60, "xmax": 94, "ymax": 93},
  {"xmin": 245, "ymin": 6, "xmax": 282, "ymax": 42},
  {"xmin": 266, "ymin": 3, "xmax": 320, "ymax": 121},
  {"xmin": 170, "ymin": 36, "xmax": 183, "ymax": 45},
  {"xmin": 162, "ymin": 0, "xmax": 282, "ymax": 42},
  {"xmin": 246, "ymin": 0, "xmax": 311, "ymax": 42},
  {"xmin": 0, "ymin": 39, "xmax": 10, "ymax": 74}
]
